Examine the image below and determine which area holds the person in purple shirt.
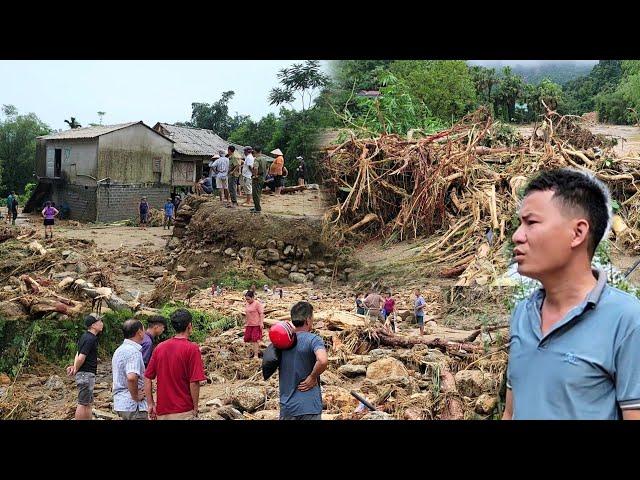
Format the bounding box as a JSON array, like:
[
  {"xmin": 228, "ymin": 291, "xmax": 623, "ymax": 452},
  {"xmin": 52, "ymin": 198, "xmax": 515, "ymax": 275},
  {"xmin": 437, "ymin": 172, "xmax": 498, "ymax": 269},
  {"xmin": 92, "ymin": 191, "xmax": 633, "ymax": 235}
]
[{"xmin": 141, "ymin": 316, "xmax": 167, "ymax": 367}]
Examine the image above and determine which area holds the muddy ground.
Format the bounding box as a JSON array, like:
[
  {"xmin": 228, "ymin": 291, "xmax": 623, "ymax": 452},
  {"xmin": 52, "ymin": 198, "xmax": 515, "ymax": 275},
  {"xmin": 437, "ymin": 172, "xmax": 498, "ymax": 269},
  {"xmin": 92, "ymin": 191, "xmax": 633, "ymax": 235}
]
[{"xmin": 1, "ymin": 177, "xmax": 639, "ymax": 420}]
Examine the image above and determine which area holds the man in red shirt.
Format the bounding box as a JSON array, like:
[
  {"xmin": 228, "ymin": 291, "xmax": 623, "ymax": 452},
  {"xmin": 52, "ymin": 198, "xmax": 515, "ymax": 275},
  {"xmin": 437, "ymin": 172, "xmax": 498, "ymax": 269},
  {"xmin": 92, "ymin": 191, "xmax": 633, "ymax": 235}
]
[{"xmin": 144, "ymin": 309, "xmax": 206, "ymax": 420}]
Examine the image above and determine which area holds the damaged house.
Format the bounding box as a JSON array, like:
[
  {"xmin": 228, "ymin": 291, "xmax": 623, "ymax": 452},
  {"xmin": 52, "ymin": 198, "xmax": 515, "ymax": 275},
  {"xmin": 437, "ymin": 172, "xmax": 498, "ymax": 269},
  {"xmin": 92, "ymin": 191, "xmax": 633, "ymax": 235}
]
[{"xmin": 26, "ymin": 122, "xmax": 174, "ymax": 222}]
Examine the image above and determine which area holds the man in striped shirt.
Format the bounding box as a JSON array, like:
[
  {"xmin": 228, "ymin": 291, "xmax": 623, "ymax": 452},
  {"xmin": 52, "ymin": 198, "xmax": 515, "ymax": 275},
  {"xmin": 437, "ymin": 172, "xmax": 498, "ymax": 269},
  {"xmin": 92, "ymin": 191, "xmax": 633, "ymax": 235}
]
[{"xmin": 112, "ymin": 319, "xmax": 148, "ymax": 420}]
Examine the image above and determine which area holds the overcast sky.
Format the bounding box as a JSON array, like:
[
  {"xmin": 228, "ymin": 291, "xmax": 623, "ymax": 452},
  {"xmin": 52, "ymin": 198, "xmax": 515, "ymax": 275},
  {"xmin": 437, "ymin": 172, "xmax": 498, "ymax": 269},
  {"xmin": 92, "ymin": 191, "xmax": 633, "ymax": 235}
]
[{"xmin": 0, "ymin": 60, "xmax": 329, "ymax": 131}]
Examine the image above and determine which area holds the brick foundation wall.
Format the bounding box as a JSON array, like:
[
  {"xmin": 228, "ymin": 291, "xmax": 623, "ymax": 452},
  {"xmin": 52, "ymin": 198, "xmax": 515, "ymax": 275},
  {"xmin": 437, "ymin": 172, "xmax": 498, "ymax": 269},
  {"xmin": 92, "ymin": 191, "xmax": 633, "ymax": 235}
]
[
  {"xmin": 53, "ymin": 184, "xmax": 97, "ymax": 222},
  {"xmin": 96, "ymin": 183, "xmax": 170, "ymax": 223}
]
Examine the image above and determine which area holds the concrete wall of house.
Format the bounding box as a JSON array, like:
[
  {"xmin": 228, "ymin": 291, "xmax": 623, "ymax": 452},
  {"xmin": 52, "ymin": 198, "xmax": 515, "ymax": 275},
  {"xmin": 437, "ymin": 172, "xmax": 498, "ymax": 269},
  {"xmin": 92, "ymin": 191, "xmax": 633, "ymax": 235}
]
[
  {"xmin": 44, "ymin": 139, "xmax": 99, "ymax": 186},
  {"xmin": 35, "ymin": 139, "xmax": 47, "ymax": 178},
  {"xmin": 51, "ymin": 184, "xmax": 97, "ymax": 222},
  {"xmin": 97, "ymin": 124, "xmax": 173, "ymax": 184},
  {"xmin": 95, "ymin": 183, "xmax": 170, "ymax": 223}
]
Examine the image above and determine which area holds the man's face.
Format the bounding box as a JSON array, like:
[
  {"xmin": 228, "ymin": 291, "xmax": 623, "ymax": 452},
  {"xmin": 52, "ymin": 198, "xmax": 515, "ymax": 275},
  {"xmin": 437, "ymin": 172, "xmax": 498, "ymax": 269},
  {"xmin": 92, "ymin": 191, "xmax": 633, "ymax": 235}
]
[
  {"xmin": 151, "ymin": 324, "xmax": 165, "ymax": 337},
  {"xmin": 134, "ymin": 328, "xmax": 145, "ymax": 344},
  {"xmin": 512, "ymin": 190, "xmax": 584, "ymax": 280},
  {"xmin": 245, "ymin": 295, "xmax": 254, "ymax": 304},
  {"xmin": 94, "ymin": 319, "xmax": 104, "ymax": 333}
]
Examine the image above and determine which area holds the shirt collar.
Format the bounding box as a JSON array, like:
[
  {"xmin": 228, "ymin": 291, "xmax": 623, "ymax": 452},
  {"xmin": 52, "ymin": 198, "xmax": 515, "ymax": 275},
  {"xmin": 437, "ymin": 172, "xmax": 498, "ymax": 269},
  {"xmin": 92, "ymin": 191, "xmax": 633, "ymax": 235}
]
[
  {"xmin": 531, "ymin": 267, "xmax": 608, "ymax": 308},
  {"xmin": 123, "ymin": 338, "xmax": 142, "ymax": 350}
]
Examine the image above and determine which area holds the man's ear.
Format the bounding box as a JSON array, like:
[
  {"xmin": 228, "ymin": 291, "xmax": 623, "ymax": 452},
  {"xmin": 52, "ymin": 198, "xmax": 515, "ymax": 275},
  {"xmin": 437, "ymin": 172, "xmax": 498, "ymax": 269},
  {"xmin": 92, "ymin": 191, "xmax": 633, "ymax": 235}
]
[{"xmin": 570, "ymin": 218, "xmax": 591, "ymax": 250}]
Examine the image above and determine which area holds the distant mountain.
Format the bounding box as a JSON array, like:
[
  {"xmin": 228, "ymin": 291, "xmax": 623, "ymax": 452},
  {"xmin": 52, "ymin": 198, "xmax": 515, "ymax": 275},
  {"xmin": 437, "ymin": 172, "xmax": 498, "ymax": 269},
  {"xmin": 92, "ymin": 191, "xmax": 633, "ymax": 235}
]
[{"xmin": 468, "ymin": 61, "xmax": 597, "ymax": 85}]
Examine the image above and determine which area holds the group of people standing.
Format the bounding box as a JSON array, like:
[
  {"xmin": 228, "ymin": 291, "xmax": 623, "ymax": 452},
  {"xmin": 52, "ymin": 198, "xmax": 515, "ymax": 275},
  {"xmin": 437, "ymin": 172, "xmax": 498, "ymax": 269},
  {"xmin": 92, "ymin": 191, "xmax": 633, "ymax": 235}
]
[
  {"xmin": 355, "ymin": 288, "xmax": 428, "ymax": 335},
  {"xmin": 66, "ymin": 299, "xmax": 327, "ymax": 421}
]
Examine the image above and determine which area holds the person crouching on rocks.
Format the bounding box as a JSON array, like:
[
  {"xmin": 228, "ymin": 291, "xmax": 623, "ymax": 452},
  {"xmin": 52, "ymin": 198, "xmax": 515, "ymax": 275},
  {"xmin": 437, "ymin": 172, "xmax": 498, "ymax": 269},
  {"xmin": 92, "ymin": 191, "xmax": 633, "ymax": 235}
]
[{"xmin": 244, "ymin": 290, "xmax": 264, "ymax": 359}]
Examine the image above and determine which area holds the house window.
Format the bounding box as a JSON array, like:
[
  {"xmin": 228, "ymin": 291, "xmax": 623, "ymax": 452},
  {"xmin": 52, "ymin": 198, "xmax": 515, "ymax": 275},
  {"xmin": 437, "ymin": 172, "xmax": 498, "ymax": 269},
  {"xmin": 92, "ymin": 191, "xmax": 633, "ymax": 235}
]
[{"xmin": 152, "ymin": 158, "xmax": 162, "ymax": 173}]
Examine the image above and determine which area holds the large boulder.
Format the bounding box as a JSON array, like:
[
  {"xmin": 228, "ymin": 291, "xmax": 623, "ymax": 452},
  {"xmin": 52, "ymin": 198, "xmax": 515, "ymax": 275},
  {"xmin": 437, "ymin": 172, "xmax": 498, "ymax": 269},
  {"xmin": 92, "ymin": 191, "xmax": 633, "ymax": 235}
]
[
  {"xmin": 229, "ymin": 386, "xmax": 265, "ymax": 413},
  {"xmin": 338, "ymin": 364, "xmax": 367, "ymax": 378},
  {"xmin": 454, "ymin": 370, "xmax": 496, "ymax": 397},
  {"xmin": 238, "ymin": 247, "xmax": 255, "ymax": 260},
  {"xmin": 44, "ymin": 375, "xmax": 65, "ymax": 391},
  {"xmin": 266, "ymin": 266, "xmax": 289, "ymax": 280},
  {"xmin": 475, "ymin": 394, "xmax": 499, "ymax": 415},
  {"xmin": 255, "ymin": 248, "xmax": 280, "ymax": 262},
  {"xmin": 314, "ymin": 275, "xmax": 331, "ymax": 285},
  {"xmin": 253, "ymin": 409, "xmax": 280, "ymax": 420},
  {"xmin": 288, "ymin": 272, "xmax": 307, "ymax": 284},
  {"xmin": 366, "ymin": 357, "xmax": 409, "ymax": 381},
  {"xmin": 216, "ymin": 405, "xmax": 244, "ymax": 420},
  {"xmin": 283, "ymin": 245, "xmax": 295, "ymax": 257},
  {"xmin": 322, "ymin": 386, "xmax": 358, "ymax": 413}
]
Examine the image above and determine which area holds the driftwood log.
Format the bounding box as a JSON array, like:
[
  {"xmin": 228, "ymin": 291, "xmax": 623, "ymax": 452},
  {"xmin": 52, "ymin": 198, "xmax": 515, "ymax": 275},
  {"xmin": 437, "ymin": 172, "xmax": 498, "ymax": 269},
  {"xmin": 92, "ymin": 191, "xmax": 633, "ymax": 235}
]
[{"xmin": 375, "ymin": 329, "xmax": 482, "ymax": 354}]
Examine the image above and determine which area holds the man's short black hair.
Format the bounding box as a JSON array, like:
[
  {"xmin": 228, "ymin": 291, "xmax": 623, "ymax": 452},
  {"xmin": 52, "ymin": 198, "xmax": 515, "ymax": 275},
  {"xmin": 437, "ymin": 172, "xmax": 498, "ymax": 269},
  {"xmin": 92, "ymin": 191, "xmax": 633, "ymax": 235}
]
[
  {"xmin": 254, "ymin": 147, "xmax": 262, "ymax": 153},
  {"xmin": 524, "ymin": 168, "xmax": 610, "ymax": 257},
  {"xmin": 245, "ymin": 290, "xmax": 255, "ymax": 298},
  {"xmin": 290, "ymin": 301, "xmax": 313, "ymax": 327},
  {"xmin": 147, "ymin": 315, "xmax": 167, "ymax": 328},
  {"xmin": 228, "ymin": 145, "xmax": 235, "ymax": 152},
  {"xmin": 123, "ymin": 319, "xmax": 144, "ymax": 339},
  {"xmin": 171, "ymin": 308, "xmax": 193, "ymax": 333}
]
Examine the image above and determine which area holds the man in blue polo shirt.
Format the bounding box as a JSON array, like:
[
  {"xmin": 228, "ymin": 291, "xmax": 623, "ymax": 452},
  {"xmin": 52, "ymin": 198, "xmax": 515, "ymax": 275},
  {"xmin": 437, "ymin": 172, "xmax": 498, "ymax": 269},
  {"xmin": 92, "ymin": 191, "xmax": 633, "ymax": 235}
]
[{"xmin": 503, "ymin": 168, "xmax": 640, "ymax": 420}]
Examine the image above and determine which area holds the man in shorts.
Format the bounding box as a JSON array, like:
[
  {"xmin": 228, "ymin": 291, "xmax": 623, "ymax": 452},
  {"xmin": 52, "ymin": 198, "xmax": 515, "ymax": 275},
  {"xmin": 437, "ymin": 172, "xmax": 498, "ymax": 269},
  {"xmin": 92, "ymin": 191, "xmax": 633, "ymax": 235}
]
[
  {"xmin": 66, "ymin": 314, "xmax": 103, "ymax": 420},
  {"xmin": 210, "ymin": 150, "xmax": 230, "ymax": 205},
  {"xmin": 194, "ymin": 174, "xmax": 213, "ymax": 195},
  {"xmin": 227, "ymin": 145, "xmax": 242, "ymax": 208}
]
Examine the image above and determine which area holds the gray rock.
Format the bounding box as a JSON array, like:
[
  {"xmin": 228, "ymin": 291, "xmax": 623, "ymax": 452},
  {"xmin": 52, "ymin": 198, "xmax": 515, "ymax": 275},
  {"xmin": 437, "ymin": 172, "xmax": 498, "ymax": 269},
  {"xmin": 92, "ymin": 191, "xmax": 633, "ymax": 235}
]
[
  {"xmin": 238, "ymin": 247, "xmax": 255, "ymax": 260},
  {"xmin": 283, "ymin": 245, "xmax": 295, "ymax": 257},
  {"xmin": 176, "ymin": 265, "xmax": 187, "ymax": 272},
  {"xmin": 199, "ymin": 262, "xmax": 209, "ymax": 268},
  {"xmin": 306, "ymin": 272, "xmax": 315, "ymax": 281},
  {"xmin": 308, "ymin": 263, "xmax": 318, "ymax": 273},
  {"xmin": 194, "ymin": 250, "xmax": 203, "ymax": 255},
  {"xmin": 317, "ymin": 261, "xmax": 326, "ymax": 268},
  {"xmin": 255, "ymin": 248, "xmax": 280, "ymax": 262},
  {"xmin": 282, "ymin": 263, "xmax": 292, "ymax": 270},
  {"xmin": 45, "ymin": 375, "xmax": 65, "ymax": 391},
  {"xmin": 276, "ymin": 241, "xmax": 285, "ymax": 250},
  {"xmin": 224, "ymin": 248, "xmax": 236, "ymax": 257},
  {"xmin": 338, "ymin": 364, "xmax": 367, "ymax": 378},
  {"xmin": 290, "ymin": 264, "xmax": 298, "ymax": 272},
  {"xmin": 288, "ymin": 272, "xmax": 307, "ymax": 284},
  {"xmin": 216, "ymin": 405, "xmax": 244, "ymax": 420},
  {"xmin": 205, "ymin": 398, "xmax": 224, "ymax": 408},
  {"xmin": 266, "ymin": 239, "xmax": 277, "ymax": 250},
  {"xmin": 266, "ymin": 265, "xmax": 288, "ymax": 280},
  {"xmin": 362, "ymin": 411, "xmax": 394, "ymax": 420},
  {"xmin": 229, "ymin": 386, "xmax": 265, "ymax": 413},
  {"xmin": 61, "ymin": 250, "xmax": 72, "ymax": 258},
  {"xmin": 314, "ymin": 275, "xmax": 331, "ymax": 285},
  {"xmin": 455, "ymin": 370, "xmax": 496, "ymax": 397},
  {"xmin": 53, "ymin": 271, "xmax": 77, "ymax": 280},
  {"xmin": 93, "ymin": 409, "xmax": 119, "ymax": 420}
]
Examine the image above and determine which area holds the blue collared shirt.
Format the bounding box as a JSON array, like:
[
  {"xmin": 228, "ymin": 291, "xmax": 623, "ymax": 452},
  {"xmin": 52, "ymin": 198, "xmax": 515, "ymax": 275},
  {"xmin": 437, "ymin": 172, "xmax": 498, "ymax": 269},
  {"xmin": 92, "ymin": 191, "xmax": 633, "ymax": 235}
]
[
  {"xmin": 507, "ymin": 268, "xmax": 640, "ymax": 419},
  {"xmin": 111, "ymin": 339, "xmax": 147, "ymax": 413}
]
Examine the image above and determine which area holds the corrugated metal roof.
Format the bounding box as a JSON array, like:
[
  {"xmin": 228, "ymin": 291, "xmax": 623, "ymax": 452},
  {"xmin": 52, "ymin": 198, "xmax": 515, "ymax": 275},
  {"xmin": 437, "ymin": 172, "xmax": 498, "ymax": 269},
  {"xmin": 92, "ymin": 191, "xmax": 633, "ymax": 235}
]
[
  {"xmin": 154, "ymin": 123, "xmax": 273, "ymax": 161},
  {"xmin": 38, "ymin": 122, "xmax": 142, "ymax": 140},
  {"xmin": 155, "ymin": 123, "xmax": 238, "ymax": 156}
]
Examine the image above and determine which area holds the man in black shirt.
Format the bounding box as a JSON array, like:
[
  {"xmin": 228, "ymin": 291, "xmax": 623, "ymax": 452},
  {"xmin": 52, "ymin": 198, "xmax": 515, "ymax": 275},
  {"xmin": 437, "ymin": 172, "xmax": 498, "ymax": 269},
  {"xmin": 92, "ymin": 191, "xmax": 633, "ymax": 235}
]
[{"xmin": 66, "ymin": 314, "xmax": 103, "ymax": 420}]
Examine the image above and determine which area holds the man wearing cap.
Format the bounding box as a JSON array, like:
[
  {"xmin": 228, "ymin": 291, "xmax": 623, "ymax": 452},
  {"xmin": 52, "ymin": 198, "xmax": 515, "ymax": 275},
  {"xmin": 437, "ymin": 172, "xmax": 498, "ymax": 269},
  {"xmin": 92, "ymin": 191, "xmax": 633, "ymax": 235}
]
[
  {"xmin": 241, "ymin": 147, "xmax": 255, "ymax": 206},
  {"xmin": 269, "ymin": 148, "xmax": 285, "ymax": 195},
  {"xmin": 295, "ymin": 156, "xmax": 305, "ymax": 186},
  {"xmin": 210, "ymin": 150, "xmax": 230, "ymax": 206},
  {"xmin": 503, "ymin": 168, "xmax": 640, "ymax": 420},
  {"xmin": 66, "ymin": 314, "xmax": 104, "ymax": 420},
  {"xmin": 227, "ymin": 145, "xmax": 242, "ymax": 208},
  {"xmin": 111, "ymin": 320, "xmax": 148, "ymax": 420},
  {"xmin": 251, "ymin": 147, "xmax": 268, "ymax": 213}
]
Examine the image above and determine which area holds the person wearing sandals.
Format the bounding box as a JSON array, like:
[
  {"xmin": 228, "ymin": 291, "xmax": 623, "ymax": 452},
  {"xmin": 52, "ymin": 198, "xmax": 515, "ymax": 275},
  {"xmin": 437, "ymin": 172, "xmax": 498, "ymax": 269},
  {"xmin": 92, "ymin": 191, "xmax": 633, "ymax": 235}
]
[
  {"xmin": 41, "ymin": 201, "xmax": 59, "ymax": 240},
  {"xmin": 243, "ymin": 290, "xmax": 264, "ymax": 359}
]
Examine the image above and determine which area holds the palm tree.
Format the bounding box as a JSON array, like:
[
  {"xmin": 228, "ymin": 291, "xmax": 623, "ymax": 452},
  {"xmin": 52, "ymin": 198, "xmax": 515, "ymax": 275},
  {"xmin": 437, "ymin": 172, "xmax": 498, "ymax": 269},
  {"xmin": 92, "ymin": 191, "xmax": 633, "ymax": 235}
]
[
  {"xmin": 64, "ymin": 117, "xmax": 82, "ymax": 129},
  {"xmin": 97, "ymin": 111, "xmax": 106, "ymax": 125}
]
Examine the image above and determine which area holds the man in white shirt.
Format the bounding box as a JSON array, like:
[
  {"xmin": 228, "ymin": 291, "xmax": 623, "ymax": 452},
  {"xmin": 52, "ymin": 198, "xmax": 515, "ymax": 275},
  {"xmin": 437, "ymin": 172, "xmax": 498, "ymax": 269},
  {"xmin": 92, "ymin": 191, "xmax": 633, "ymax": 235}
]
[
  {"xmin": 241, "ymin": 147, "xmax": 255, "ymax": 206},
  {"xmin": 211, "ymin": 150, "xmax": 230, "ymax": 206},
  {"xmin": 111, "ymin": 319, "xmax": 148, "ymax": 420}
]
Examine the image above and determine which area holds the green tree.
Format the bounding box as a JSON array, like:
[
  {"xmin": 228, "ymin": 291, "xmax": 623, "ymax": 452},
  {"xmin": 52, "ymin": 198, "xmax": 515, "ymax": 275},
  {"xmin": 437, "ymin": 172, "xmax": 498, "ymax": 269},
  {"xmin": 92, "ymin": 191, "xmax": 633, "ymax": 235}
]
[
  {"xmin": 268, "ymin": 60, "xmax": 330, "ymax": 112},
  {"xmin": 470, "ymin": 65, "xmax": 499, "ymax": 107},
  {"xmin": 494, "ymin": 67, "xmax": 524, "ymax": 122},
  {"xmin": 97, "ymin": 111, "xmax": 106, "ymax": 125},
  {"xmin": 185, "ymin": 91, "xmax": 237, "ymax": 138},
  {"xmin": 64, "ymin": 117, "xmax": 81, "ymax": 129},
  {"xmin": 389, "ymin": 60, "xmax": 477, "ymax": 122},
  {"xmin": 0, "ymin": 105, "xmax": 52, "ymax": 194}
]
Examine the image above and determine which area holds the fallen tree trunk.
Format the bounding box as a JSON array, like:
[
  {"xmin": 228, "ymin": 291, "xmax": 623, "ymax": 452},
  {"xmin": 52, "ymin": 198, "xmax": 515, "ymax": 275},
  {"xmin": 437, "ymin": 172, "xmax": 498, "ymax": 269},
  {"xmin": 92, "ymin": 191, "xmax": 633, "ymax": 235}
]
[
  {"xmin": 376, "ymin": 330, "xmax": 482, "ymax": 354},
  {"xmin": 439, "ymin": 366, "xmax": 464, "ymax": 420},
  {"xmin": 463, "ymin": 323, "xmax": 510, "ymax": 342}
]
